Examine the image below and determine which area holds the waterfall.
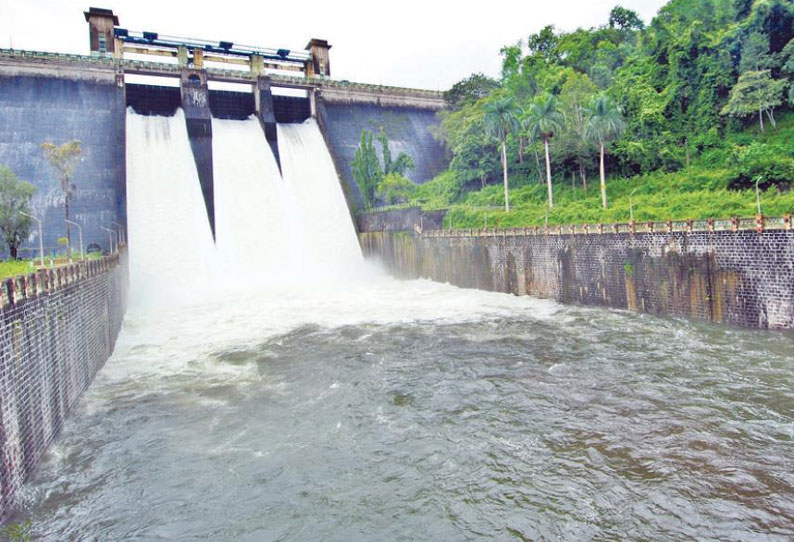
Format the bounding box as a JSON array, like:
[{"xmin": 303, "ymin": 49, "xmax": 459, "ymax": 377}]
[
  {"xmin": 212, "ymin": 117, "xmax": 290, "ymax": 283},
  {"xmin": 125, "ymin": 109, "xmax": 216, "ymax": 305},
  {"xmin": 277, "ymin": 120, "xmax": 363, "ymax": 282},
  {"xmin": 126, "ymin": 110, "xmax": 365, "ymax": 304}
]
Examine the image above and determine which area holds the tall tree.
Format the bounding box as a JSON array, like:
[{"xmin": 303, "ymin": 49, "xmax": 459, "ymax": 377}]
[
  {"xmin": 527, "ymin": 93, "xmax": 565, "ymax": 208},
  {"xmin": 0, "ymin": 166, "xmax": 36, "ymax": 260},
  {"xmin": 351, "ymin": 130, "xmax": 382, "ymax": 208},
  {"xmin": 41, "ymin": 140, "xmax": 81, "ymax": 259},
  {"xmin": 444, "ymin": 73, "xmax": 500, "ymax": 109},
  {"xmin": 558, "ymin": 72, "xmax": 598, "ymax": 191},
  {"xmin": 584, "ymin": 95, "xmax": 626, "ymax": 209},
  {"xmin": 352, "ymin": 129, "xmax": 414, "ymax": 208},
  {"xmin": 721, "ymin": 70, "xmax": 786, "ymax": 132},
  {"xmin": 609, "ymin": 6, "xmax": 645, "ymax": 31},
  {"xmin": 483, "ymin": 96, "xmax": 521, "ymax": 212},
  {"xmin": 740, "ymin": 31, "xmax": 773, "ymax": 72},
  {"xmin": 377, "ymin": 131, "xmax": 414, "ymax": 177}
]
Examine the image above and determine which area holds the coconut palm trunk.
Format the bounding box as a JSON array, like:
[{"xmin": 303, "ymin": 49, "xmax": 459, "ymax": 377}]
[
  {"xmin": 599, "ymin": 142, "xmax": 607, "ymax": 209},
  {"xmin": 544, "ymin": 137, "xmax": 553, "ymax": 208},
  {"xmin": 502, "ymin": 140, "xmax": 509, "ymax": 212}
]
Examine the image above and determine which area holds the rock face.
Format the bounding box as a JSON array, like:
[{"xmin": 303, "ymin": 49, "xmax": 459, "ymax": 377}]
[{"xmin": 0, "ymin": 73, "xmax": 126, "ymax": 257}]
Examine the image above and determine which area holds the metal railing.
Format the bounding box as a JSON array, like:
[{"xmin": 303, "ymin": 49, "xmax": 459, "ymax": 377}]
[
  {"xmin": 422, "ymin": 215, "xmax": 792, "ymax": 238},
  {"xmin": 0, "ymin": 48, "xmax": 444, "ymax": 99}
]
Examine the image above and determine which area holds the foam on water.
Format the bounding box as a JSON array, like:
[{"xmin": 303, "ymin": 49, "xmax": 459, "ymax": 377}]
[{"xmin": 122, "ymin": 109, "xmax": 562, "ymax": 381}]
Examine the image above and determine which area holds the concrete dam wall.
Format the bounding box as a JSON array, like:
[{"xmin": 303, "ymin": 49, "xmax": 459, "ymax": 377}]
[
  {"xmin": 317, "ymin": 99, "xmax": 448, "ymax": 208},
  {"xmin": 360, "ymin": 228, "xmax": 794, "ymax": 330},
  {"xmin": 0, "ymin": 59, "xmax": 448, "ymax": 252},
  {"xmin": 0, "ymin": 72, "xmax": 126, "ymax": 257}
]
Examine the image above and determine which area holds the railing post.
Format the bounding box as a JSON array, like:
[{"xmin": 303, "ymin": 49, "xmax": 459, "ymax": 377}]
[
  {"xmin": 785, "ymin": 215, "xmax": 791, "ymax": 231},
  {"xmin": 4, "ymin": 278, "xmax": 15, "ymax": 306},
  {"xmin": 18, "ymin": 276, "xmax": 26, "ymax": 301},
  {"xmin": 731, "ymin": 216, "xmax": 739, "ymax": 233},
  {"xmin": 647, "ymin": 221, "xmax": 654, "ymax": 233},
  {"xmin": 629, "ymin": 220, "xmax": 636, "ymax": 235},
  {"xmin": 707, "ymin": 218, "xmax": 714, "ymax": 233},
  {"xmin": 756, "ymin": 214, "xmax": 764, "ymax": 233},
  {"xmin": 686, "ymin": 219, "xmax": 693, "ymax": 233}
]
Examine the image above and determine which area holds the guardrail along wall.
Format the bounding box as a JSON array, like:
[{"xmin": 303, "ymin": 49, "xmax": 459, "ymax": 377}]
[
  {"xmin": 0, "ymin": 254, "xmax": 128, "ymax": 520},
  {"xmin": 360, "ymin": 228, "xmax": 794, "ymax": 330}
]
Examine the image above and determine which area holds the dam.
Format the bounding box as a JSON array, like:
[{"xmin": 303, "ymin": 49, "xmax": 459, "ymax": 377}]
[{"xmin": 1, "ymin": 8, "xmax": 794, "ymax": 541}]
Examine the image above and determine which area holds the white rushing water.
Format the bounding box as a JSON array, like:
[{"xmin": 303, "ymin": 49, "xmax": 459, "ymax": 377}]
[
  {"xmin": 126, "ymin": 111, "xmax": 368, "ymax": 304},
  {"xmin": 212, "ymin": 117, "xmax": 290, "ymax": 283},
  {"xmin": 126, "ymin": 109, "xmax": 217, "ymax": 305}
]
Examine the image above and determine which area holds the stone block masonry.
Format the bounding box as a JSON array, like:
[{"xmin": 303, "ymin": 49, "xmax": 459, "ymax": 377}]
[
  {"xmin": 359, "ymin": 230, "xmax": 794, "ymax": 330},
  {"xmin": 0, "ymin": 253, "xmax": 128, "ymax": 520}
]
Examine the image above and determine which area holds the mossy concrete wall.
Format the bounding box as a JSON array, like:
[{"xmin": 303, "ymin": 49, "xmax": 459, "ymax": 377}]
[{"xmin": 360, "ymin": 230, "xmax": 794, "ymax": 330}]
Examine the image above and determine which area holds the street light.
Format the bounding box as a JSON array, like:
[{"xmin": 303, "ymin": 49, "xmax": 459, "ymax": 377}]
[
  {"xmin": 111, "ymin": 221, "xmax": 125, "ymax": 245},
  {"xmin": 64, "ymin": 219, "xmax": 83, "ymax": 261},
  {"xmin": 100, "ymin": 226, "xmax": 117, "ymax": 254},
  {"xmin": 20, "ymin": 211, "xmax": 44, "ymax": 267},
  {"xmin": 629, "ymin": 188, "xmax": 639, "ymax": 222}
]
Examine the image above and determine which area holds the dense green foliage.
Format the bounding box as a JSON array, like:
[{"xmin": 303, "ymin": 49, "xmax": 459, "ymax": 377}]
[
  {"xmin": 414, "ymin": 0, "xmax": 794, "ymax": 227},
  {"xmin": 351, "ymin": 130, "xmax": 414, "ymax": 207},
  {"xmin": 0, "ymin": 166, "xmax": 35, "ymax": 259}
]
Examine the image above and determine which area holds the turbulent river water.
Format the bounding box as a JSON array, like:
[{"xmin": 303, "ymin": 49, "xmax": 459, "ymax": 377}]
[
  {"xmin": 14, "ymin": 112, "xmax": 794, "ymax": 540},
  {"xmin": 17, "ymin": 276, "xmax": 794, "ymax": 541}
]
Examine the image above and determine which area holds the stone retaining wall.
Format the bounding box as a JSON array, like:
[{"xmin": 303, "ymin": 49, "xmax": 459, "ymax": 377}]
[
  {"xmin": 360, "ymin": 230, "xmax": 794, "ymax": 330},
  {"xmin": 0, "ymin": 253, "xmax": 128, "ymax": 520}
]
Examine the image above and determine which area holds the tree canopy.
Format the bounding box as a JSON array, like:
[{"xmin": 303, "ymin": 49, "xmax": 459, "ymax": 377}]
[{"xmin": 0, "ymin": 166, "xmax": 36, "ymax": 259}]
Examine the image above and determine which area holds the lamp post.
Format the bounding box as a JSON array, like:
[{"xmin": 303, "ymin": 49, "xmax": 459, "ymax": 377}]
[
  {"xmin": 100, "ymin": 226, "xmax": 117, "ymax": 254},
  {"xmin": 20, "ymin": 211, "xmax": 44, "ymax": 267},
  {"xmin": 65, "ymin": 219, "xmax": 83, "ymax": 260},
  {"xmin": 629, "ymin": 188, "xmax": 638, "ymax": 222},
  {"xmin": 111, "ymin": 221, "xmax": 125, "ymax": 245}
]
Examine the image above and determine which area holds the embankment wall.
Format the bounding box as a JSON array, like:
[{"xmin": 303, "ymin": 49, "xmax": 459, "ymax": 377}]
[
  {"xmin": 360, "ymin": 229, "xmax": 794, "ymax": 330},
  {"xmin": 0, "ymin": 253, "xmax": 128, "ymax": 520}
]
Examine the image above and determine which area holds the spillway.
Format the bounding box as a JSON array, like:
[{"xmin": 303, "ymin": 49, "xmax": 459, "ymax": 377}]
[
  {"xmin": 211, "ymin": 116, "xmax": 291, "ymax": 284},
  {"xmin": 125, "ymin": 109, "xmax": 216, "ymax": 304}
]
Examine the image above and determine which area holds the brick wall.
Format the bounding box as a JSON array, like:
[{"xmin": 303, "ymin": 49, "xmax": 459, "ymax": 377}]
[
  {"xmin": 0, "ymin": 253, "xmax": 128, "ymax": 520},
  {"xmin": 359, "ymin": 230, "xmax": 794, "ymax": 330}
]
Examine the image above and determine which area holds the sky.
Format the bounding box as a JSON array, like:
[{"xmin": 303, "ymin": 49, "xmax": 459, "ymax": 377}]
[{"xmin": 1, "ymin": 0, "xmax": 668, "ymax": 90}]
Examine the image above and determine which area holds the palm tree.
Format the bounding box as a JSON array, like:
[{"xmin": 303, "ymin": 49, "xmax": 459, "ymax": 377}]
[
  {"xmin": 483, "ymin": 96, "xmax": 520, "ymax": 212},
  {"xmin": 527, "ymin": 93, "xmax": 564, "ymax": 208},
  {"xmin": 584, "ymin": 95, "xmax": 625, "ymax": 209}
]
